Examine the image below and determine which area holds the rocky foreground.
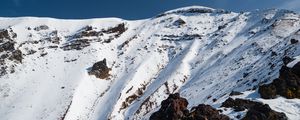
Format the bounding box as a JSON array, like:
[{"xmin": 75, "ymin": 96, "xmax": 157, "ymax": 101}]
[{"xmin": 150, "ymin": 59, "xmax": 300, "ymax": 120}]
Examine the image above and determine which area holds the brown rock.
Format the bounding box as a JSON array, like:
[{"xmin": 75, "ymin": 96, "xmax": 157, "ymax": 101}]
[
  {"xmin": 150, "ymin": 93, "xmax": 189, "ymax": 120},
  {"xmin": 150, "ymin": 93, "xmax": 229, "ymax": 120},
  {"xmin": 88, "ymin": 58, "xmax": 110, "ymax": 79},
  {"xmin": 258, "ymin": 61, "xmax": 300, "ymax": 99},
  {"xmin": 188, "ymin": 104, "xmax": 229, "ymax": 120},
  {"xmin": 221, "ymin": 98, "xmax": 287, "ymax": 120},
  {"xmin": 242, "ymin": 103, "xmax": 287, "ymax": 120}
]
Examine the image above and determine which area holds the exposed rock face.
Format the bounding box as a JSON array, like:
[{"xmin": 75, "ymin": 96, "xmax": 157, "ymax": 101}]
[
  {"xmin": 229, "ymin": 91, "xmax": 243, "ymax": 96},
  {"xmin": 0, "ymin": 29, "xmax": 22, "ymax": 76},
  {"xmin": 160, "ymin": 34, "xmax": 202, "ymax": 41},
  {"xmin": 150, "ymin": 93, "xmax": 189, "ymax": 120},
  {"xmin": 221, "ymin": 98, "xmax": 258, "ymax": 111},
  {"xmin": 243, "ymin": 104, "xmax": 287, "ymax": 120},
  {"xmin": 62, "ymin": 23, "xmax": 127, "ymax": 50},
  {"xmin": 150, "ymin": 93, "xmax": 229, "ymax": 120},
  {"xmin": 9, "ymin": 50, "xmax": 23, "ymax": 63},
  {"xmin": 34, "ymin": 25, "xmax": 49, "ymax": 31},
  {"xmin": 88, "ymin": 58, "xmax": 110, "ymax": 79},
  {"xmin": 221, "ymin": 98, "xmax": 287, "ymax": 120},
  {"xmin": 188, "ymin": 104, "xmax": 229, "ymax": 120},
  {"xmin": 259, "ymin": 61, "xmax": 300, "ymax": 99},
  {"xmin": 173, "ymin": 18, "xmax": 186, "ymax": 26}
]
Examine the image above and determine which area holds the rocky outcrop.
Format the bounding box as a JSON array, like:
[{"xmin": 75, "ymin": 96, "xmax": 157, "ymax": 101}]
[
  {"xmin": 259, "ymin": 61, "xmax": 300, "ymax": 99},
  {"xmin": 161, "ymin": 34, "xmax": 202, "ymax": 41},
  {"xmin": 173, "ymin": 18, "xmax": 186, "ymax": 26},
  {"xmin": 221, "ymin": 98, "xmax": 258, "ymax": 111},
  {"xmin": 150, "ymin": 93, "xmax": 229, "ymax": 120},
  {"xmin": 290, "ymin": 38, "xmax": 298, "ymax": 44},
  {"xmin": 221, "ymin": 98, "xmax": 287, "ymax": 120},
  {"xmin": 150, "ymin": 93, "xmax": 189, "ymax": 120},
  {"xmin": 188, "ymin": 104, "xmax": 229, "ymax": 120},
  {"xmin": 9, "ymin": 50, "xmax": 23, "ymax": 63},
  {"xmin": 88, "ymin": 59, "xmax": 110, "ymax": 79},
  {"xmin": 62, "ymin": 23, "xmax": 127, "ymax": 50},
  {"xmin": 243, "ymin": 103, "xmax": 287, "ymax": 120},
  {"xmin": 0, "ymin": 29, "xmax": 22, "ymax": 77},
  {"xmin": 229, "ymin": 91, "xmax": 243, "ymax": 96},
  {"xmin": 34, "ymin": 25, "xmax": 49, "ymax": 31}
]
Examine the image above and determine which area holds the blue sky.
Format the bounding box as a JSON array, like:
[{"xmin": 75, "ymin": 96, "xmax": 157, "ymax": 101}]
[{"xmin": 1, "ymin": 0, "xmax": 300, "ymax": 19}]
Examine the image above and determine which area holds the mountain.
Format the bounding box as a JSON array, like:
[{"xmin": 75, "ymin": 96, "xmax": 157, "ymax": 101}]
[{"xmin": 0, "ymin": 6, "xmax": 300, "ymax": 120}]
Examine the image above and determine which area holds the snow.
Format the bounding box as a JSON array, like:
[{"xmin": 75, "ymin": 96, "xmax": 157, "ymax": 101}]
[
  {"xmin": 0, "ymin": 6, "xmax": 300, "ymax": 120},
  {"xmin": 287, "ymin": 56, "xmax": 300, "ymax": 68},
  {"xmin": 231, "ymin": 90, "xmax": 300, "ymax": 120}
]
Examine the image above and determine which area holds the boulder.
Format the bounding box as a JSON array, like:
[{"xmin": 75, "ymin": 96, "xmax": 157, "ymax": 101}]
[
  {"xmin": 290, "ymin": 39, "xmax": 298, "ymax": 44},
  {"xmin": 173, "ymin": 18, "xmax": 186, "ymax": 26},
  {"xmin": 229, "ymin": 91, "xmax": 243, "ymax": 96},
  {"xmin": 188, "ymin": 104, "xmax": 229, "ymax": 120},
  {"xmin": 150, "ymin": 93, "xmax": 189, "ymax": 120},
  {"xmin": 150, "ymin": 93, "xmax": 229, "ymax": 120},
  {"xmin": 221, "ymin": 98, "xmax": 287, "ymax": 120},
  {"xmin": 88, "ymin": 58, "xmax": 110, "ymax": 79},
  {"xmin": 258, "ymin": 61, "xmax": 300, "ymax": 99},
  {"xmin": 242, "ymin": 103, "xmax": 287, "ymax": 120}
]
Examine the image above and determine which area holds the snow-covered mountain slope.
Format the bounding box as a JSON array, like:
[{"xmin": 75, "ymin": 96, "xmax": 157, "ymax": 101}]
[{"xmin": 0, "ymin": 6, "xmax": 300, "ymax": 120}]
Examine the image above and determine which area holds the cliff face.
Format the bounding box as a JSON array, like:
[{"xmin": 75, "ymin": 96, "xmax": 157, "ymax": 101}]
[{"xmin": 0, "ymin": 6, "xmax": 300, "ymax": 120}]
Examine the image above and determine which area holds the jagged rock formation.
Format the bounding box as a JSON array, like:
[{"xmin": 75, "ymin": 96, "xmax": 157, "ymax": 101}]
[
  {"xmin": 88, "ymin": 58, "xmax": 110, "ymax": 79},
  {"xmin": 188, "ymin": 104, "xmax": 229, "ymax": 120},
  {"xmin": 259, "ymin": 60, "xmax": 300, "ymax": 99},
  {"xmin": 221, "ymin": 98, "xmax": 287, "ymax": 120},
  {"xmin": 150, "ymin": 93, "xmax": 229, "ymax": 120},
  {"xmin": 0, "ymin": 29, "xmax": 22, "ymax": 76},
  {"xmin": 150, "ymin": 93, "xmax": 189, "ymax": 120}
]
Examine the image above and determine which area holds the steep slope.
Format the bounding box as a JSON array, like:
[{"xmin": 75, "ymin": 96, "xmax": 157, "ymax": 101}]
[{"xmin": 0, "ymin": 6, "xmax": 300, "ymax": 120}]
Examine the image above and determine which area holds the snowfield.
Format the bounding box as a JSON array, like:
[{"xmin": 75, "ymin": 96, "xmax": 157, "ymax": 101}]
[{"xmin": 0, "ymin": 6, "xmax": 300, "ymax": 120}]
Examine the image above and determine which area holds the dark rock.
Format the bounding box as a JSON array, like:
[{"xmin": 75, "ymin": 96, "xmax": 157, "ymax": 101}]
[
  {"xmin": 155, "ymin": 7, "xmax": 214, "ymax": 18},
  {"xmin": 258, "ymin": 61, "xmax": 300, "ymax": 99},
  {"xmin": 103, "ymin": 23, "xmax": 127, "ymax": 37},
  {"xmin": 0, "ymin": 41, "xmax": 15, "ymax": 52},
  {"xmin": 63, "ymin": 24, "xmax": 127, "ymax": 51},
  {"xmin": 40, "ymin": 53, "xmax": 48, "ymax": 57},
  {"xmin": 290, "ymin": 39, "xmax": 298, "ymax": 44},
  {"xmin": 88, "ymin": 58, "xmax": 110, "ymax": 79},
  {"xmin": 150, "ymin": 93, "xmax": 229, "ymax": 120},
  {"xmin": 282, "ymin": 56, "xmax": 294, "ymax": 65},
  {"xmin": 161, "ymin": 34, "xmax": 202, "ymax": 41},
  {"xmin": 242, "ymin": 103, "xmax": 287, "ymax": 120},
  {"xmin": 218, "ymin": 23, "xmax": 228, "ymax": 30},
  {"xmin": 173, "ymin": 18, "xmax": 186, "ymax": 26},
  {"xmin": 34, "ymin": 25, "xmax": 49, "ymax": 31},
  {"xmin": 188, "ymin": 104, "xmax": 229, "ymax": 120},
  {"xmin": 271, "ymin": 51, "xmax": 278, "ymax": 56},
  {"xmin": 229, "ymin": 91, "xmax": 243, "ymax": 96},
  {"xmin": 9, "ymin": 50, "xmax": 23, "ymax": 62},
  {"xmin": 221, "ymin": 98, "xmax": 258, "ymax": 111},
  {"xmin": 258, "ymin": 83, "xmax": 277, "ymax": 99},
  {"xmin": 85, "ymin": 26, "xmax": 93, "ymax": 31},
  {"xmin": 80, "ymin": 30, "xmax": 102, "ymax": 37},
  {"xmin": 291, "ymin": 62, "xmax": 300, "ymax": 76},
  {"xmin": 221, "ymin": 98, "xmax": 287, "ymax": 120},
  {"xmin": 150, "ymin": 93, "xmax": 189, "ymax": 120},
  {"xmin": 0, "ymin": 30, "xmax": 10, "ymax": 40},
  {"xmin": 62, "ymin": 39, "xmax": 91, "ymax": 51}
]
